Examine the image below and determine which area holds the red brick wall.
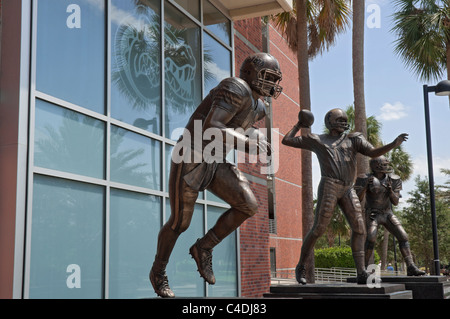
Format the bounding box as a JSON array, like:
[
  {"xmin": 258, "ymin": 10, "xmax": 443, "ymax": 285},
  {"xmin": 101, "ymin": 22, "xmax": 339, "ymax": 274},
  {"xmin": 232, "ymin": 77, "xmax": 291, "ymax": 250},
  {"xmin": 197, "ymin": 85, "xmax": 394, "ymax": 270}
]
[
  {"xmin": 234, "ymin": 18, "xmax": 303, "ymax": 297},
  {"xmin": 268, "ymin": 24, "xmax": 304, "ymax": 274},
  {"xmin": 234, "ymin": 18, "xmax": 271, "ymax": 298}
]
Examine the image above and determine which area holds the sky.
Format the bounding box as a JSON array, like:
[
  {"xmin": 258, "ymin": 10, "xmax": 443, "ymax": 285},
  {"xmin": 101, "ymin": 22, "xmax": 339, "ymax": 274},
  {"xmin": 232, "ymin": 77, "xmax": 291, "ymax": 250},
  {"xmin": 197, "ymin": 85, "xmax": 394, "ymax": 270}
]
[{"xmin": 304, "ymin": 0, "xmax": 450, "ymax": 204}]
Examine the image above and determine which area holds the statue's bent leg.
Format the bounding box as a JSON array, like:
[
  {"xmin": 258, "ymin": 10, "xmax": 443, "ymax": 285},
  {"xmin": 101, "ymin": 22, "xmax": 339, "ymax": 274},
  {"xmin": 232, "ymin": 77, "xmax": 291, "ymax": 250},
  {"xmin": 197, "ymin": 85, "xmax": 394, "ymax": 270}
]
[
  {"xmin": 385, "ymin": 214, "xmax": 425, "ymax": 276},
  {"xmin": 365, "ymin": 214, "xmax": 379, "ymax": 267},
  {"xmin": 190, "ymin": 163, "xmax": 258, "ymax": 284}
]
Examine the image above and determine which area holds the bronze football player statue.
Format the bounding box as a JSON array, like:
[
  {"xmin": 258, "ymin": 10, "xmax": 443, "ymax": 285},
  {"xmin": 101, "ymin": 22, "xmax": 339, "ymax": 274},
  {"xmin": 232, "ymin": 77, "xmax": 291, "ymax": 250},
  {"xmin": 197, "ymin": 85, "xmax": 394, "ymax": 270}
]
[
  {"xmin": 150, "ymin": 53, "xmax": 283, "ymax": 298},
  {"xmin": 355, "ymin": 156, "xmax": 425, "ymax": 276},
  {"xmin": 282, "ymin": 108, "xmax": 408, "ymax": 284}
]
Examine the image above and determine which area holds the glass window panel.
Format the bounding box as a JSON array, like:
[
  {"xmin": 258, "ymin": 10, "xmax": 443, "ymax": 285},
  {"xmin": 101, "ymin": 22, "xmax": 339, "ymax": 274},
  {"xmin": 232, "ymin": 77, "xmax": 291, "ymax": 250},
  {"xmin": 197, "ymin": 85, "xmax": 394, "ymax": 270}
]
[
  {"xmin": 164, "ymin": 2, "xmax": 202, "ymax": 140},
  {"xmin": 173, "ymin": 0, "xmax": 200, "ymax": 20},
  {"xmin": 203, "ymin": 0, "xmax": 231, "ymax": 46},
  {"xmin": 111, "ymin": 126, "xmax": 161, "ymax": 190},
  {"xmin": 203, "ymin": 32, "xmax": 231, "ymax": 97},
  {"xmin": 111, "ymin": 0, "xmax": 162, "ymax": 134},
  {"xmin": 206, "ymin": 190, "xmax": 226, "ymax": 204},
  {"xmin": 207, "ymin": 206, "xmax": 238, "ymax": 297},
  {"xmin": 34, "ymin": 99, "xmax": 105, "ymax": 179},
  {"xmin": 36, "ymin": 0, "xmax": 105, "ymax": 114},
  {"xmin": 109, "ymin": 189, "xmax": 161, "ymax": 299},
  {"xmin": 165, "ymin": 202, "xmax": 205, "ymax": 297},
  {"xmin": 29, "ymin": 175, "xmax": 104, "ymax": 299}
]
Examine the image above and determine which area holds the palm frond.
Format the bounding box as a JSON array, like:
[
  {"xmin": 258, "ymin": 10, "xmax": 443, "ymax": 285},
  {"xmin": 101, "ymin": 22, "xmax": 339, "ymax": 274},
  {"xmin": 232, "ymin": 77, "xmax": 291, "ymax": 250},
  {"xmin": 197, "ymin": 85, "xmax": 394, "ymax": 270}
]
[
  {"xmin": 391, "ymin": 0, "xmax": 450, "ymax": 82},
  {"xmin": 271, "ymin": 0, "xmax": 351, "ymax": 58}
]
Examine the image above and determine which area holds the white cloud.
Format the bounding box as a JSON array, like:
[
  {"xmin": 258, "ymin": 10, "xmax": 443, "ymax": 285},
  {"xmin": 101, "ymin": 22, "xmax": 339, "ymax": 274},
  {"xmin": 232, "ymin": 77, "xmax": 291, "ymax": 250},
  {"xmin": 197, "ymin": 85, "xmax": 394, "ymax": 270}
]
[
  {"xmin": 205, "ymin": 61, "xmax": 231, "ymax": 84},
  {"xmin": 377, "ymin": 102, "xmax": 408, "ymax": 121},
  {"xmin": 412, "ymin": 156, "xmax": 450, "ymax": 182}
]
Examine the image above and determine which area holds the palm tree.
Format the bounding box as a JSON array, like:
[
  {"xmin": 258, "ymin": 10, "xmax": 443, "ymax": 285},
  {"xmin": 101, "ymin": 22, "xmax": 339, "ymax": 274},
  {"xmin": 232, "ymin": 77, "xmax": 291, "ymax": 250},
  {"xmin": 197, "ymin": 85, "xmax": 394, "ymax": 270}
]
[
  {"xmin": 392, "ymin": 0, "xmax": 450, "ymax": 82},
  {"xmin": 353, "ymin": 0, "xmax": 369, "ymax": 177},
  {"xmin": 343, "ymin": 105, "xmax": 383, "ymax": 147},
  {"xmin": 272, "ymin": 0, "xmax": 351, "ymax": 283}
]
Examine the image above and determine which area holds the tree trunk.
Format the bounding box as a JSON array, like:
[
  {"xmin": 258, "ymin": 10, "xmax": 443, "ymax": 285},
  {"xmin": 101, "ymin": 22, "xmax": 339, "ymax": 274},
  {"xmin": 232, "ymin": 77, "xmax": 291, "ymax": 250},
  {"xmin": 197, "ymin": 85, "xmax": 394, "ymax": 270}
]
[
  {"xmin": 446, "ymin": 40, "xmax": 450, "ymax": 106},
  {"xmin": 297, "ymin": 0, "xmax": 315, "ymax": 283},
  {"xmin": 352, "ymin": 0, "xmax": 369, "ymax": 177}
]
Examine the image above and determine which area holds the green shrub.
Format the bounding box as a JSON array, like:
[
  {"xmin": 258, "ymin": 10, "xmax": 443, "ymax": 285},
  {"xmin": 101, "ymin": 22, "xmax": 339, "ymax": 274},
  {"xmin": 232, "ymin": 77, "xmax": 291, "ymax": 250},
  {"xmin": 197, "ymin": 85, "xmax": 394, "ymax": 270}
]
[{"xmin": 314, "ymin": 246, "xmax": 380, "ymax": 268}]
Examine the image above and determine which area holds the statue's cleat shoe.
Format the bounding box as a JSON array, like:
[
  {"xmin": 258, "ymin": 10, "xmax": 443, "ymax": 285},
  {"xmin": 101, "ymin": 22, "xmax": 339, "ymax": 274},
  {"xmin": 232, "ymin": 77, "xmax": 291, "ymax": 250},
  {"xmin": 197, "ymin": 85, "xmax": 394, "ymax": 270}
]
[
  {"xmin": 356, "ymin": 270, "xmax": 370, "ymax": 285},
  {"xmin": 189, "ymin": 240, "xmax": 216, "ymax": 285},
  {"xmin": 149, "ymin": 268, "xmax": 175, "ymax": 298},
  {"xmin": 407, "ymin": 264, "xmax": 426, "ymax": 276},
  {"xmin": 295, "ymin": 264, "xmax": 307, "ymax": 285}
]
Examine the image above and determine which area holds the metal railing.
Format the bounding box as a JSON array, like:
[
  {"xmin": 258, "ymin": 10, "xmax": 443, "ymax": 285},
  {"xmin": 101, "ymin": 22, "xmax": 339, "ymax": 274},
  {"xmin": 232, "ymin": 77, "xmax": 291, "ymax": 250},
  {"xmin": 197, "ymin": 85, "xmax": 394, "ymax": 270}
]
[
  {"xmin": 271, "ymin": 267, "xmax": 407, "ymax": 285},
  {"xmin": 314, "ymin": 267, "xmax": 357, "ymax": 283}
]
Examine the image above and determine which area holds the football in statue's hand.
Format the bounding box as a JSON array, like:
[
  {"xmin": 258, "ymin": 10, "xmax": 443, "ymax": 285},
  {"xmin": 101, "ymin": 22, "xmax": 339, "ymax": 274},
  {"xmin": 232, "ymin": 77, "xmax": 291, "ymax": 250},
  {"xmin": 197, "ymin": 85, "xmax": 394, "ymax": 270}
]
[{"xmin": 298, "ymin": 109, "xmax": 314, "ymax": 128}]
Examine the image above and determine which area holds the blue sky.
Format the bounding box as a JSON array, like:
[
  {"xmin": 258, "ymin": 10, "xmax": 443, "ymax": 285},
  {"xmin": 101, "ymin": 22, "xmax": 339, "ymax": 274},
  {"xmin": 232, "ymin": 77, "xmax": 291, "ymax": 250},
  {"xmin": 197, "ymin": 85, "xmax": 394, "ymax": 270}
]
[{"xmin": 305, "ymin": 0, "xmax": 450, "ymax": 203}]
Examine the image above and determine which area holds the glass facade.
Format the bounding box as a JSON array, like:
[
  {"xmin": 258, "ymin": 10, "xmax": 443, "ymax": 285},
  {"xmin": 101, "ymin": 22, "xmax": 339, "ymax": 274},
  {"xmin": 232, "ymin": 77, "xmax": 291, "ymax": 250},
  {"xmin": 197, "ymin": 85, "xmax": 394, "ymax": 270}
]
[{"xmin": 27, "ymin": 0, "xmax": 235, "ymax": 299}]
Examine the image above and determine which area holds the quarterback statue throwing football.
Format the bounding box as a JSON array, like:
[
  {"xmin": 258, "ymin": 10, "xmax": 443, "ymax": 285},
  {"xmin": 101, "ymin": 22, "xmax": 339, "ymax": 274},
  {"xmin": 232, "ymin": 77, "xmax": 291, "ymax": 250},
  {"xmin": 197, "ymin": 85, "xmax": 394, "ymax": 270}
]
[{"xmin": 282, "ymin": 108, "xmax": 408, "ymax": 284}]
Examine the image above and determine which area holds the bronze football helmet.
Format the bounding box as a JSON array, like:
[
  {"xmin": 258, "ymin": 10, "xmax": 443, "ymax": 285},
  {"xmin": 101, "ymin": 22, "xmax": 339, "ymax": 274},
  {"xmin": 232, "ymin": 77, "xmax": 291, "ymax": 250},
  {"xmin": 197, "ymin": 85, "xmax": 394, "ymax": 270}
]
[
  {"xmin": 324, "ymin": 108, "xmax": 350, "ymax": 133},
  {"xmin": 239, "ymin": 53, "xmax": 283, "ymax": 99}
]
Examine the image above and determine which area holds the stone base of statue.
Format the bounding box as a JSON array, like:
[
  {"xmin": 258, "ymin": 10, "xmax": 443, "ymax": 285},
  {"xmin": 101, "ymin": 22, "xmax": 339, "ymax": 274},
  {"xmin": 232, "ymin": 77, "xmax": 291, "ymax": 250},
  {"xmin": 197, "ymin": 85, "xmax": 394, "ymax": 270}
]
[
  {"xmin": 264, "ymin": 282, "xmax": 412, "ymax": 299},
  {"xmin": 347, "ymin": 276, "xmax": 450, "ymax": 299}
]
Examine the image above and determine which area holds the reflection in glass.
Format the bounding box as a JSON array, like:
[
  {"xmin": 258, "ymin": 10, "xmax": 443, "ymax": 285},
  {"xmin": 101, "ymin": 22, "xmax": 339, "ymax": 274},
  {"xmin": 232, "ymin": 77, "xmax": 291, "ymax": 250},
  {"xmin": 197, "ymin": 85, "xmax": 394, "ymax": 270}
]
[
  {"xmin": 111, "ymin": 0, "xmax": 161, "ymax": 134},
  {"xmin": 34, "ymin": 99, "xmax": 105, "ymax": 179},
  {"xmin": 207, "ymin": 206, "xmax": 238, "ymax": 297},
  {"xmin": 165, "ymin": 202, "xmax": 205, "ymax": 297},
  {"xmin": 203, "ymin": 32, "xmax": 232, "ymax": 96},
  {"xmin": 29, "ymin": 175, "xmax": 104, "ymax": 299},
  {"xmin": 109, "ymin": 189, "xmax": 161, "ymax": 299},
  {"xmin": 203, "ymin": 0, "xmax": 231, "ymax": 46},
  {"xmin": 164, "ymin": 3, "xmax": 202, "ymax": 140},
  {"xmin": 110, "ymin": 126, "xmax": 161, "ymax": 190},
  {"xmin": 173, "ymin": 0, "xmax": 200, "ymax": 20},
  {"xmin": 36, "ymin": 0, "xmax": 105, "ymax": 113},
  {"xmin": 165, "ymin": 144, "xmax": 173, "ymax": 193}
]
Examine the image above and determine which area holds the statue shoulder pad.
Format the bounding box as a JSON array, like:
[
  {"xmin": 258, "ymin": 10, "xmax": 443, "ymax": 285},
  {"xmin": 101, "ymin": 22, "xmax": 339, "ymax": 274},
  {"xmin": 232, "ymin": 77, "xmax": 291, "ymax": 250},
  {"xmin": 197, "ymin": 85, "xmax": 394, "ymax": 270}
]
[{"xmin": 220, "ymin": 77, "xmax": 252, "ymax": 96}]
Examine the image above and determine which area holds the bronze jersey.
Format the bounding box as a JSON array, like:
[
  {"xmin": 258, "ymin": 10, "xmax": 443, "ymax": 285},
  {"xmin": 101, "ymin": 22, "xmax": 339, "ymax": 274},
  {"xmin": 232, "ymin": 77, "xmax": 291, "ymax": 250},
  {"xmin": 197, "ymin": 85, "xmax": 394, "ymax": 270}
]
[
  {"xmin": 180, "ymin": 77, "xmax": 266, "ymax": 191},
  {"xmin": 184, "ymin": 77, "xmax": 266, "ymax": 138},
  {"xmin": 357, "ymin": 173, "xmax": 402, "ymax": 213},
  {"xmin": 289, "ymin": 132, "xmax": 375, "ymax": 185}
]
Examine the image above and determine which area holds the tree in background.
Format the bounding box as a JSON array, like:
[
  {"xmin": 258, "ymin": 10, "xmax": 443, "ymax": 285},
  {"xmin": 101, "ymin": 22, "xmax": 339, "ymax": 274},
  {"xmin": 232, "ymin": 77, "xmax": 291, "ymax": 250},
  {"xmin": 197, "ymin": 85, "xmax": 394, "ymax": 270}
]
[
  {"xmin": 398, "ymin": 176, "xmax": 450, "ymax": 274},
  {"xmin": 392, "ymin": 0, "xmax": 450, "ymax": 82},
  {"xmin": 353, "ymin": 0, "xmax": 369, "ymax": 176}
]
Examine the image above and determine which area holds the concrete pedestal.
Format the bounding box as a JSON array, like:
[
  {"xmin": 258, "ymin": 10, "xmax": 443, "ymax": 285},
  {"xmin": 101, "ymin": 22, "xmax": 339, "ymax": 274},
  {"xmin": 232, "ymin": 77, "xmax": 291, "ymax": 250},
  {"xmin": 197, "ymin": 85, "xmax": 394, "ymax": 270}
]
[
  {"xmin": 347, "ymin": 276, "xmax": 450, "ymax": 299},
  {"xmin": 264, "ymin": 283, "xmax": 413, "ymax": 299}
]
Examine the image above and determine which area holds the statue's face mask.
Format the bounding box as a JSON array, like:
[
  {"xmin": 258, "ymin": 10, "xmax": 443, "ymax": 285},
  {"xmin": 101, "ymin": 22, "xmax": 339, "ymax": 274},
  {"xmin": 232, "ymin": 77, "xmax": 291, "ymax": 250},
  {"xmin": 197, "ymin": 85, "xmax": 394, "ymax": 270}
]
[
  {"xmin": 370, "ymin": 157, "xmax": 393, "ymax": 174},
  {"xmin": 253, "ymin": 68, "xmax": 283, "ymax": 99}
]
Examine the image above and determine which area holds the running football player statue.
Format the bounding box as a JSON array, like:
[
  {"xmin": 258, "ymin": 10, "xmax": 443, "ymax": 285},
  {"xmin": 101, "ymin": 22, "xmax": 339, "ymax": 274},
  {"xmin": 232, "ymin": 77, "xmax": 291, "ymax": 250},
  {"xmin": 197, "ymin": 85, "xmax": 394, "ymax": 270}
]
[
  {"xmin": 355, "ymin": 156, "xmax": 425, "ymax": 276},
  {"xmin": 282, "ymin": 108, "xmax": 408, "ymax": 284},
  {"xmin": 150, "ymin": 53, "xmax": 283, "ymax": 298}
]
